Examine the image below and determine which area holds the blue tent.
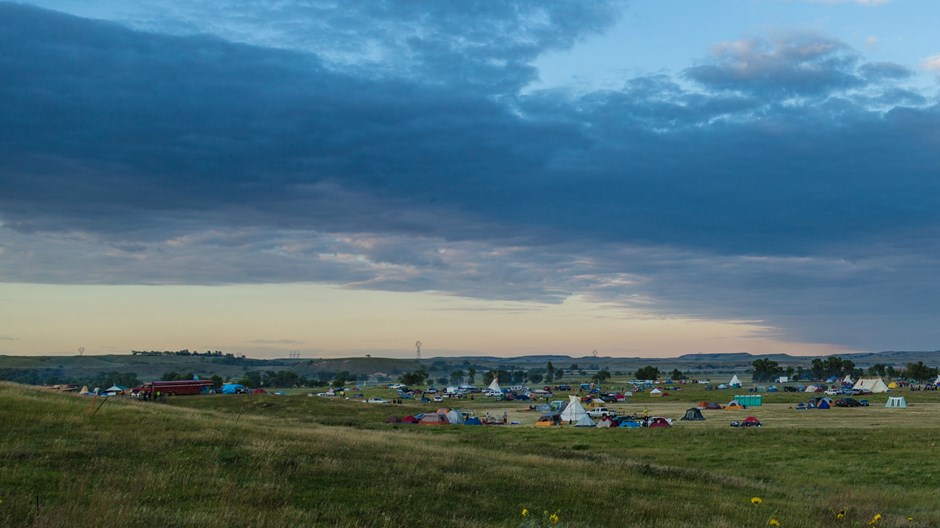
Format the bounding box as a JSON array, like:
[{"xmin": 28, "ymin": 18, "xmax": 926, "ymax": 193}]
[
  {"xmin": 464, "ymin": 417, "xmax": 482, "ymax": 425},
  {"xmin": 222, "ymin": 383, "xmax": 246, "ymax": 394},
  {"xmin": 619, "ymin": 421, "xmax": 642, "ymax": 428},
  {"xmin": 817, "ymin": 399, "xmax": 831, "ymax": 409}
]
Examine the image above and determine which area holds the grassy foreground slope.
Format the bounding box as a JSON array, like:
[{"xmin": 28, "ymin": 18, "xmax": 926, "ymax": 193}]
[{"xmin": 1, "ymin": 383, "xmax": 938, "ymax": 527}]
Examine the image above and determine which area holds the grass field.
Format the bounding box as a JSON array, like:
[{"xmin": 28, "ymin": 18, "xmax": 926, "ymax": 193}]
[{"xmin": 2, "ymin": 381, "xmax": 939, "ymax": 527}]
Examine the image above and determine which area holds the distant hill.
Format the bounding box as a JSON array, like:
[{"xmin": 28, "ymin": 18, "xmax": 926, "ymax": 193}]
[{"xmin": 2, "ymin": 349, "xmax": 939, "ymax": 387}]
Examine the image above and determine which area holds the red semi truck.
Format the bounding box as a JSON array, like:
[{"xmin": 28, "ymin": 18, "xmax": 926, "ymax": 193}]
[{"xmin": 132, "ymin": 379, "xmax": 215, "ymax": 398}]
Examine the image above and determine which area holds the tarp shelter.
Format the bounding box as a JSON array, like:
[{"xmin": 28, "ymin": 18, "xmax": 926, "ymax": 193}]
[
  {"xmin": 729, "ymin": 375, "xmax": 742, "ymax": 387},
  {"xmin": 445, "ymin": 410, "xmax": 465, "ymax": 424},
  {"xmin": 222, "ymin": 383, "xmax": 246, "ymax": 394},
  {"xmin": 681, "ymin": 408, "xmax": 705, "ymax": 421},
  {"xmin": 560, "ymin": 395, "xmax": 588, "ymax": 422},
  {"xmin": 105, "ymin": 385, "xmax": 126, "ymax": 394},
  {"xmin": 574, "ymin": 414, "xmax": 595, "ymax": 427},
  {"xmin": 853, "ymin": 378, "xmax": 889, "ymax": 393},
  {"xmin": 885, "ymin": 396, "xmax": 908, "ymax": 409},
  {"xmin": 649, "ymin": 388, "xmax": 663, "ymax": 397}
]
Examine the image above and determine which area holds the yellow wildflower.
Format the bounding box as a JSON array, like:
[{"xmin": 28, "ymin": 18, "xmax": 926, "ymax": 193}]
[
  {"xmin": 550, "ymin": 512, "xmax": 559, "ymax": 524},
  {"xmin": 751, "ymin": 497, "xmax": 763, "ymax": 505},
  {"xmin": 521, "ymin": 508, "xmax": 528, "ymax": 518},
  {"xmin": 769, "ymin": 518, "xmax": 780, "ymax": 527},
  {"xmin": 908, "ymin": 517, "xmax": 914, "ymax": 522}
]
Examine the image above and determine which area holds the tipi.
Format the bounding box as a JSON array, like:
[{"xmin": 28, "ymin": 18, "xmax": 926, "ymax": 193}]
[
  {"xmin": 729, "ymin": 375, "xmax": 742, "ymax": 387},
  {"xmin": 853, "ymin": 378, "xmax": 889, "ymax": 393},
  {"xmin": 487, "ymin": 377, "xmax": 502, "ymax": 393},
  {"xmin": 560, "ymin": 395, "xmax": 588, "ymax": 423}
]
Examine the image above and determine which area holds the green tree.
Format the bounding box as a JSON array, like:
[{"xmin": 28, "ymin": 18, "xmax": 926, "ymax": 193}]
[
  {"xmin": 554, "ymin": 369, "xmax": 564, "ymax": 381},
  {"xmin": 546, "ymin": 362, "xmax": 555, "ymax": 382},
  {"xmin": 528, "ymin": 370, "xmax": 544, "ymax": 384},
  {"xmin": 752, "ymin": 358, "xmax": 783, "ymax": 382},
  {"xmin": 592, "ymin": 370, "xmax": 611, "ymax": 386},
  {"xmin": 449, "ymin": 370, "xmax": 465, "ymax": 385},
  {"xmin": 635, "ymin": 366, "xmax": 660, "ymax": 381},
  {"xmin": 669, "ymin": 368, "xmax": 685, "ymax": 381},
  {"xmin": 466, "ymin": 367, "xmax": 476, "ymax": 384},
  {"xmin": 160, "ymin": 371, "xmax": 181, "ymax": 381}
]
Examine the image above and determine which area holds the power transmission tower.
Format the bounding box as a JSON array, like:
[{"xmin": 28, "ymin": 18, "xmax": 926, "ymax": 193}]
[{"xmin": 415, "ymin": 340, "xmax": 422, "ymax": 360}]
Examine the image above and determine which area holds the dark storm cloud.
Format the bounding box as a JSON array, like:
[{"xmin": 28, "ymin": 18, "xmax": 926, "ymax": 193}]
[{"xmin": 2, "ymin": 3, "xmax": 940, "ymax": 350}]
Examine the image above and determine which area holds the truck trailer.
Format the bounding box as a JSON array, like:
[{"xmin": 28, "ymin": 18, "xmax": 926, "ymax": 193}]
[{"xmin": 132, "ymin": 379, "xmax": 214, "ymax": 398}]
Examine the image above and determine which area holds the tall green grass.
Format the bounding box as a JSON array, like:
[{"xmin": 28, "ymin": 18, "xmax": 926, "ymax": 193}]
[{"xmin": 1, "ymin": 382, "xmax": 937, "ymax": 527}]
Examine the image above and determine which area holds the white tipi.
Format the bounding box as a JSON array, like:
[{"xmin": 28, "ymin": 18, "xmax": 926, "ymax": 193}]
[
  {"xmin": 487, "ymin": 377, "xmax": 502, "ymax": 393},
  {"xmin": 560, "ymin": 395, "xmax": 588, "ymax": 423},
  {"xmin": 729, "ymin": 375, "xmax": 742, "ymax": 387}
]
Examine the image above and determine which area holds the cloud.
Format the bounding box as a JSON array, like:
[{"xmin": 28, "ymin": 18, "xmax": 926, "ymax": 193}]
[
  {"xmin": 924, "ymin": 54, "xmax": 940, "ymax": 73},
  {"xmin": 13, "ymin": 0, "xmax": 624, "ymax": 93},
  {"xmin": 2, "ymin": 5, "xmax": 940, "ymax": 351},
  {"xmin": 684, "ymin": 33, "xmax": 864, "ymax": 96}
]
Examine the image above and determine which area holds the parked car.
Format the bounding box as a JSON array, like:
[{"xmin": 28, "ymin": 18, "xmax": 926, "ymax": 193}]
[
  {"xmin": 587, "ymin": 407, "xmax": 618, "ymax": 418},
  {"xmin": 859, "ymin": 399, "xmax": 870, "ymax": 407},
  {"xmin": 365, "ymin": 397, "xmax": 388, "ymax": 404},
  {"xmin": 835, "ymin": 398, "xmax": 861, "ymax": 408}
]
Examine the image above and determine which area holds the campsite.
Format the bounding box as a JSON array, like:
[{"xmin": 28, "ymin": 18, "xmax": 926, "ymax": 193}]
[{"xmin": 3, "ymin": 375, "xmax": 940, "ymax": 527}]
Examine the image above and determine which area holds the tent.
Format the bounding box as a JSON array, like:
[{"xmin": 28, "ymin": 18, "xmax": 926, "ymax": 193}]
[
  {"xmin": 419, "ymin": 413, "xmax": 450, "ymax": 426},
  {"xmin": 400, "ymin": 415, "xmax": 419, "ymax": 424},
  {"xmin": 725, "ymin": 400, "xmax": 744, "ymax": 410},
  {"xmin": 487, "ymin": 377, "xmax": 502, "ymax": 393},
  {"xmin": 105, "ymin": 385, "xmax": 126, "ymax": 394},
  {"xmin": 384, "ymin": 416, "xmax": 402, "ymax": 424},
  {"xmin": 842, "ymin": 375, "xmax": 854, "ymax": 385},
  {"xmin": 560, "ymin": 395, "xmax": 589, "ymax": 422},
  {"xmin": 648, "ymin": 417, "xmax": 671, "ymax": 428},
  {"xmin": 681, "ymin": 408, "xmax": 705, "ymax": 421},
  {"xmin": 596, "ymin": 418, "xmax": 613, "ymax": 428},
  {"xmin": 729, "ymin": 375, "xmax": 742, "ymax": 387},
  {"xmin": 535, "ymin": 412, "xmax": 561, "ymax": 427},
  {"xmin": 853, "ymin": 378, "xmax": 889, "ymax": 393},
  {"xmin": 619, "ymin": 420, "xmax": 642, "ymax": 428},
  {"xmin": 464, "ymin": 417, "xmax": 483, "ymax": 425},
  {"xmin": 885, "ymin": 396, "xmax": 908, "ymax": 409},
  {"xmin": 741, "ymin": 416, "xmax": 762, "ymax": 427},
  {"xmin": 888, "ymin": 381, "xmax": 899, "ymax": 389},
  {"xmin": 816, "ymin": 398, "xmax": 831, "ymax": 409},
  {"xmin": 649, "ymin": 388, "xmax": 663, "ymax": 397},
  {"xmin": 934, "ymin": 374, "xmax": 940, "ymax": 386},
  {"xmin": 804, "ymin": 385, "xmax": 820, "ymax": 393},
  {"xmin": 445, "ymin": 409, "xmax": 465, "ymax": 424},
  {"xmin": 222, "ymin": 383, "xmax": 246, "ymax": 394},
  {"xmin": 574, "ymin": 414, "xmax": 596, "ymax": 427},
  {"xmin": 586, "ymin": 398, "xmax": 607, "ymax": 409}
]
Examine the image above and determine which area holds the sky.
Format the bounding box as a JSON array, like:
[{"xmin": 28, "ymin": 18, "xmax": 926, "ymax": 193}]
[{"xmin": 1, "ymin": 0, "xmax": 939, "ymax": 359}]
